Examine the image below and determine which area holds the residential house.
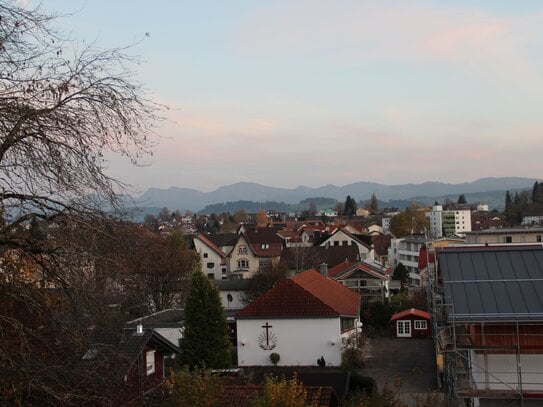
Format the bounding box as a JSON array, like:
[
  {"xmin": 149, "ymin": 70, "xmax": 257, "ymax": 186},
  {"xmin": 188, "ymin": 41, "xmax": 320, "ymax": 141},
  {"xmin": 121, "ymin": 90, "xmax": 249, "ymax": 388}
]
[
  {"xmin": 432, "ymin": 246, "xmax": 543, "ymax": 406},
  {"xmin": 319, "ymin": 228, "xmax": 372, "ymax": 260},
  {"xmin": 227, "ymin": 230, "xmax": 282, "ymax": 279},
  {"xmin": 236, "ymin": 269, "xmax": 361, "ymax": 366},
  {"xmin": 327, "ymin": 259, "xmax": 391, "ymax": 303},
  {"xmin": 279, "ymin": 245, "xmax": 360, "ymax": 276},
  {"xmin": 193, "ymin": 234, "xmax": 228, "ymax": 280}
]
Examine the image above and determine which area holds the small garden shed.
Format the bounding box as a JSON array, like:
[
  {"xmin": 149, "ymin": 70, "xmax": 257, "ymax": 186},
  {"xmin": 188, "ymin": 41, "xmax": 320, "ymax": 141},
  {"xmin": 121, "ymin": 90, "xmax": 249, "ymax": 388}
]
[{"xmin": 390, "ymin": 308, "xmax": 431, "ymax": 338}]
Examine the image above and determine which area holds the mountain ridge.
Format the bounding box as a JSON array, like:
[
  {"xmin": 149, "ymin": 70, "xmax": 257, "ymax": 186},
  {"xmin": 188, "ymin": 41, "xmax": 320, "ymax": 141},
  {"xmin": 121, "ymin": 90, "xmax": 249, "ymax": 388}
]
[{"xmin": 134, "ymin": 177, "xmax": 541, "ymax": 213}]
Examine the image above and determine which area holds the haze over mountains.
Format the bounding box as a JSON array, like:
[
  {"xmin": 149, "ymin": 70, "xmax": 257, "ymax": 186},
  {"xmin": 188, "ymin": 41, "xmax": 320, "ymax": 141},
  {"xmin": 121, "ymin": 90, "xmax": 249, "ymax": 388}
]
[{"xmin": 134, "ymin": 177, "xmax": 541, "ymax": 214}]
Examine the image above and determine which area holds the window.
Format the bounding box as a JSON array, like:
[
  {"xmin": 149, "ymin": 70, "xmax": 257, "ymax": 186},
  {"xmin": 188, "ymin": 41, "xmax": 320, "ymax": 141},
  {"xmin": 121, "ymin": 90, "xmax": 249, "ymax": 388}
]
[
  {"xmin": 227, "ymin": 293, "xmax": 233, "ymax": 303},
  {"xmin": 238, "ymin": 245, "xmax": 248, "ymax": 255},
  {"xmin": 207, "ymin": 273, "xmax": 214, "ymax": 280},
  {"xmin": 237, "ymin": 259, "xmax": 249, "ymax": 269},
  {"xmin": 146, "ymin": 350, "xmax": 156, "ymax": 375},
  {"xmin": 505, "ymin": 236, "xmax": 512, "ymax": 243},
  {"xmin": 221, "ymin": 268, "xmax": 227, "ymax": 274},
  {"xmin": 259, "ymin": 259, "xmax": 272, "ymax": 269},
  {"xmin": 342, "ymin": 240, "xmax": 348, "ymax": 246},
  {"xmin": 261, "ymin": 243, "xmax": 269, "ymax": 249},
  {"xmin": 203, "ymin": 252, "xmax": 208, "ymax": 258},
  {"xmin": 537, "ymin": 235, "xmax": 542, "ymax": 243},
  {"xmin": 207, "ymin": 262, "xmax": 214, "ymax": 269},
  {"xmin": 414, "ymin": 320, "xmax": 427, "ymax": 330}
]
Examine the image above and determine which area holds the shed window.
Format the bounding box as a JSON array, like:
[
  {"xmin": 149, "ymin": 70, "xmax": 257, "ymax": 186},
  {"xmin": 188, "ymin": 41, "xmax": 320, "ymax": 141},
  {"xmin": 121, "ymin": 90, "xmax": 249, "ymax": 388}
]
[
  {"xmin": 414, "ymin": 320, "xmax": 427, "ymax": 330},
  {"xmin": 146, "ymin": 350, "xmax": 156, "ymax": 375}
]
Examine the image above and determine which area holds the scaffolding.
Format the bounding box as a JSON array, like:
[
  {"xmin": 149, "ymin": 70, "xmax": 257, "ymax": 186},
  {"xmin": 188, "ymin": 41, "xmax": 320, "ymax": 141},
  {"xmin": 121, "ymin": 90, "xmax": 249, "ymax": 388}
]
[{"xmin": 426, "ymin": 249, "xmax": 543, "ymax": 407}]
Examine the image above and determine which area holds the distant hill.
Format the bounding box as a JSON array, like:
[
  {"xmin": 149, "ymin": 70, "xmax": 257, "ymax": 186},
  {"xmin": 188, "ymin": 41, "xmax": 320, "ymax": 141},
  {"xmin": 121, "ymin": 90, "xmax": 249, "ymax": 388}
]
[{"xmin": 132, "ymin": 177, "xmax": 540, "ymax": 214}]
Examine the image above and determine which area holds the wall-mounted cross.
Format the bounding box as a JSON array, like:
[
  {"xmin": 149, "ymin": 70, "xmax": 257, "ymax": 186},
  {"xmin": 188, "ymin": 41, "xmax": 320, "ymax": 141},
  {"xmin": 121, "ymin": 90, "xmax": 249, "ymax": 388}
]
[{"xmin": 261, "ymin": 322, "xmax": 273, "ymax": 346}]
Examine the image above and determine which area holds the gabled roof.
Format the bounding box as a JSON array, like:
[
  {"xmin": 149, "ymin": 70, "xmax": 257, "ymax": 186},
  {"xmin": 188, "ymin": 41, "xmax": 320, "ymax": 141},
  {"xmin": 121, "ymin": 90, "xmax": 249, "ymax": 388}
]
[
  {"xmin": 195, "ymin": 234, "xmax": 226, "ymax": 259},
  {"xmin": 279, "ymin": 246, "xmax": 360, "ymax": 270},
  {"xmin": 328, "ymin": 260, "xmax": 389, "ymax": 281},
  {"xmin": 236, "ymin": 270, "xmax": 360, "ymax": 319},
  {"xmin": 391, "ymin": 308, "xmax": 430, "ymax": 321},
  {"xmin": 439, "ymin": 246, "xmax": 543, "ymax": 322},
  {"xmin": 206, "ymin": 233, "xmax": 238, "ymax": 248},
  {"xmin": 229, "ymin": 230, "xmax": 283, "ymax": 258},
  {"xmin": 321, "ymin": 228, "xmax": 372, "ymax": 250}
]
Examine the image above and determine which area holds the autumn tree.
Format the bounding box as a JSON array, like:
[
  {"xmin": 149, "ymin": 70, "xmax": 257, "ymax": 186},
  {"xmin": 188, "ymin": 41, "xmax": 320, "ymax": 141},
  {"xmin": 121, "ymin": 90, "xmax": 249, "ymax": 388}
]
[
  {"xmin": 178, "ymin": 262, "xmax": 232, "ymax": 369},
  {"xmin": 256, "ymin": 209, "xmax": 269, "ymax": 228},
  {"xmin": 0, "ymin": 2, "xmax": 160, "ymax": 404},
  {"xmin": 251, "ymin": 375, "xmax": 311, "ymax": 407},
  {"xmin": 388, "ymin": 204, "xmax": 430, "ymax": 238}
]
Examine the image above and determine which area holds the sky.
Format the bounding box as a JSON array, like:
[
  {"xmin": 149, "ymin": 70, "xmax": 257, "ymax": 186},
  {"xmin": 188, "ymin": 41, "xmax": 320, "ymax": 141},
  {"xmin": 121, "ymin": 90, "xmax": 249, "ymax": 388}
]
[{"xmin": 27, "ymin": 0, "xmax": 543, "ymax": 192}]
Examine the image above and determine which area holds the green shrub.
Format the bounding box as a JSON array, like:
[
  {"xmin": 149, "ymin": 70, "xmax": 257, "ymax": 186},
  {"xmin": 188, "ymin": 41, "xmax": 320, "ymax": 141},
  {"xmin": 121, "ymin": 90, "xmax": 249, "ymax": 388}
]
[{"xmin": 269, "ymin": 352, "xmax": 280, "ymax": 366}]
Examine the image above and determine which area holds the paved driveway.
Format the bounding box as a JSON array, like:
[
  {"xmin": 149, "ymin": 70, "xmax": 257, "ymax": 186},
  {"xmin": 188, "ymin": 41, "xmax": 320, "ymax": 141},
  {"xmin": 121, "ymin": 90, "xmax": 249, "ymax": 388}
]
[{"xmin": 360, "ymin": 337, "xmax": 438, "ymax": 393}]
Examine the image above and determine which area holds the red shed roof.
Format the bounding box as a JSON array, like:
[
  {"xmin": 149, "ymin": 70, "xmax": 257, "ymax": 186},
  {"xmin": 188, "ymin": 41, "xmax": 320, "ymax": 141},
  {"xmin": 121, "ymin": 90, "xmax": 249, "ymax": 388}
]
[
  {"xmin": 391, "ymin": 308, "xmax": 430, "ymax": 321},
  {"xmin": 236, "ymin": 269, "xmax": 360, "ymax": 319}
]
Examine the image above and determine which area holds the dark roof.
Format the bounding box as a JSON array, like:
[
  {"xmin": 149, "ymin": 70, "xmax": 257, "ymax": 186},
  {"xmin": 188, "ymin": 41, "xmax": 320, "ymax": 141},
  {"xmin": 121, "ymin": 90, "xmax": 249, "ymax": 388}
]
[
  {"xmin": 214, "ymin": 279, "xmax": 251, "ymax": 291},
  {"xmin": 439, "ymin": 246, "xmax": 543, "ymax": 322},
  {"xmin": 85, "ymin": 328, "xmax": 179, "ymax": 375},
  {"xmin": 206, "ymin": 233, "xmax": 238, "ymax": 247},
  {"xmin": 465, "ymin": 227, "xmax": 543, "ymax": 235},
  {"xmin": 236, "ymin": 270, "xmax": 360, "ymax": 318},
  {"xmin": 280, "ymin": 246, "xmax": 360, "ymax": 270}
]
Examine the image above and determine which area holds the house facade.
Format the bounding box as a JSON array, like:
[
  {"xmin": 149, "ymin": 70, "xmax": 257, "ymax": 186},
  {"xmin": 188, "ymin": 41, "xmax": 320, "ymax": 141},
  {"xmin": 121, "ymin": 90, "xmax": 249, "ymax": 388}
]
[
  {"xmin": 193, "ymin": 234, "xmax": 228, "ymax": 280},
  {"xmin": 465, "ymin": 227, "xmax": 543, "ymax": 245},
  {"xmin": 328, "ymin": 259, "xmax": 391, "ymax": 303},
  {"xmin": 428, "ymin": 205, "xmax": 472, "ymax": 238},
  {"xmin": 236, "ymin": 270, "xmax": 360, "ymax": 367}
]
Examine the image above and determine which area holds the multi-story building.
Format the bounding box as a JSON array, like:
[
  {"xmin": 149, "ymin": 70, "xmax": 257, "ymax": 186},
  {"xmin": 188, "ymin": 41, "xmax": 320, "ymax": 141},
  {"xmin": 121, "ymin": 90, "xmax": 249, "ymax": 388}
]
[
  {"xmin": 388, "ymin": 235, "xmax": 427, "ymax": 275},
  {"xmin": 428, "ymin": 205, "xmax": 471, "ymax": 238}
]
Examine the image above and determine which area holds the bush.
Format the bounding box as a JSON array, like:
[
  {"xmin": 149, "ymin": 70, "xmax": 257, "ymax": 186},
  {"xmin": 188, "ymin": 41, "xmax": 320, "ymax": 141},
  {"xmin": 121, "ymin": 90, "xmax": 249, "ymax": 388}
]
[
  {"xmin": 270, "ymin": 352, "xmax": 280, "ymax": 366},
  {"xmin": 341, "ymin": 347, "xmax": 364, "ymax": 370}
]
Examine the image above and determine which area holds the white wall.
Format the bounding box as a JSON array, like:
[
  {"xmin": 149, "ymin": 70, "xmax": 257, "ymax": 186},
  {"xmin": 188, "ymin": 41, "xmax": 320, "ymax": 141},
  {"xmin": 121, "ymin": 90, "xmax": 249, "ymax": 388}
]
[
  {"xmin": 237, "ymin": 318, "xmax": 342, "ymax": 366},
  {"xmin": 321, "ymin": 230, "xmax": 371, "ymax": 259},
  {"xmin": 220, "ymin": 290, "xmax": 246, "ymax": 310},
  {"xmin": 194, "ymin": 238, "xmax": 226, "ymax": 280},
  {"xmin": 471, "ymin": 351, "xmax": 543, "ymax": 391}
]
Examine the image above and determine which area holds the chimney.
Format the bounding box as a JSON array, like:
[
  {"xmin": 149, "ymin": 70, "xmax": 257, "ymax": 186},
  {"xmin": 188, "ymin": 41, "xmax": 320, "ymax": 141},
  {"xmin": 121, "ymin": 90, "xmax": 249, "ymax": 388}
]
[{"xmin": 319, "ymin": 263, "xmax": 328, "ymax": 278}]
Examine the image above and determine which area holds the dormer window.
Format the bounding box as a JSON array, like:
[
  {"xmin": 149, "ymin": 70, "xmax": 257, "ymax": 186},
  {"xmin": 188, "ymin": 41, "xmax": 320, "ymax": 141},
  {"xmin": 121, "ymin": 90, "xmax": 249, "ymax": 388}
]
[
  {"xmin": 261, "ymin": 244, "xmax": 269, "ymax": 249},
  {"xmin": 238, "ymin": 245, "xmax": 248, "ymax": 255}
]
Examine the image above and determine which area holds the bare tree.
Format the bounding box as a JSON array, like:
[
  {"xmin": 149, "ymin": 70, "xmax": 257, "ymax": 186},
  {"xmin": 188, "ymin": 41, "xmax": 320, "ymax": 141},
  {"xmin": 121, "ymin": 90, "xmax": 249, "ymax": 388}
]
[{"xmin": 0, "ymin": 2, "xmax": 162, "ymax": 404}]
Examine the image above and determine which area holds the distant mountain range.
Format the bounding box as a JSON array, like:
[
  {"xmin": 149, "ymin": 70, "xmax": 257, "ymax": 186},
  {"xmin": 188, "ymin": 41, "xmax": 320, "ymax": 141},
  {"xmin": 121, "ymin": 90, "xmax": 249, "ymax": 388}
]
[{"xmin": 131, "ymin": 177, "xmax": 541, "ymax": 216}]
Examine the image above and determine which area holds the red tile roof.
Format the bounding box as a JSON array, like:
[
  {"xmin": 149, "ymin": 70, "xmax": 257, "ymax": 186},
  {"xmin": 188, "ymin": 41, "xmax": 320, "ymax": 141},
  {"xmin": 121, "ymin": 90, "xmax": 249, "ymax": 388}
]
[
  {"xmin": 391, "ymin": 308, "xmax": 430, "ymax": 321},
  {"xmin": 236, "ymin": 270, "xmax": 360, "ymax": 318},
  {"xmin": 328, "ymin": 261, "xmax": 358, "ymax": 278}
]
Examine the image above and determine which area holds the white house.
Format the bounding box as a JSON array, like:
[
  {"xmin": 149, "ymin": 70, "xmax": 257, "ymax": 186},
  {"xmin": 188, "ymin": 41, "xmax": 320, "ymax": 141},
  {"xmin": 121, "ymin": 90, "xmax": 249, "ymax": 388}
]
[
  {"xmin": 193, "ymin": 234, "xmax": 228, "ymax": 280},
  {"xmin": 235, "ymin": 269, "xmax": 361, "ymax": 367}
]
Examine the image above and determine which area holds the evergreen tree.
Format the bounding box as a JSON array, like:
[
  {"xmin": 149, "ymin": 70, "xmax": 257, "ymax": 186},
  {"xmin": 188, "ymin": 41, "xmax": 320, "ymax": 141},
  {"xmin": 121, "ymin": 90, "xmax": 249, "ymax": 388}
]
[
  {"xmin": 178, "ymin": 262, "xmax": 231, "ymax": 369},
  {"xmin": 505, "ymin": 190, "xmax": 512, "ymax": 211},
  {"xmin": 457, "ymin": 194, "xmax": 467, "ymax": 205},
  {"xmin": 369, "ymin": 193, "xmax": 379, "ymax": 213},
  {"xmin": 344, "ymin": 195, "xmax": 357, "ymax": 217}
]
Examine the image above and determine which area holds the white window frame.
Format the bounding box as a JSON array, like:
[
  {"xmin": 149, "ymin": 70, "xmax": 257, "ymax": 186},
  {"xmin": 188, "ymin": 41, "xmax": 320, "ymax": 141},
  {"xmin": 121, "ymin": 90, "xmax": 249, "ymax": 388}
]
[
  {"xmin": 146, "ymin": 350, "xmax": 156, "ymax": 375},
  {"xmin": 414, "ymin": 320, "xmax": 427, "ymax": 330}
]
